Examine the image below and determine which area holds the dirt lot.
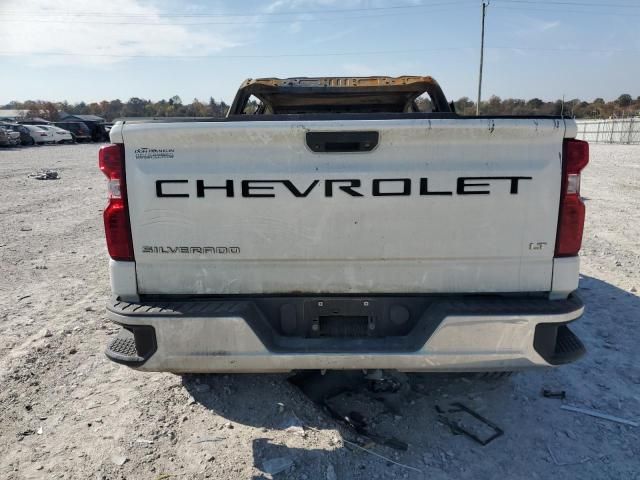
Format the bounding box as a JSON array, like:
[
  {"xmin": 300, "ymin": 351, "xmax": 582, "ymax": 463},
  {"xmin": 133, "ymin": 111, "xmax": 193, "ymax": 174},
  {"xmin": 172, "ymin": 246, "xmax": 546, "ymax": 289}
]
[{"xmin": 0, "ymin": 143, "xmax": 638, "ymax": 480}]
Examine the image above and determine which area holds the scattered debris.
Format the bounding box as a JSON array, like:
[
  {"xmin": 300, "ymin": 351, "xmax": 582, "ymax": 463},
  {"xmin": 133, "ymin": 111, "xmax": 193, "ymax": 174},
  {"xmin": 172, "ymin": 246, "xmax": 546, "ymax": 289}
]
[
  {"xmin": 542, "ymin": 389, "xmax": 567, "ymax": 400},
  {"xmin": 436, "ymin": 402, "xmax": 504, "ymax": 446},
  {"xmin": 560, "ymin": 405, "xmax": 639, "ymax": 427},
  {"xmin": 193, "ymin": 437, "xmax": 224, "ymax": 444},
  {"xmin": 342, "ymin": 439, "xmax": 422, "ymax": 474},
  {"xmin": 262, "ymin": 457, "xmax": 293, "ymax": 475},
  {"xmin": 546, "ymin": 444, "xmax": 591, "ymax": 466},
  {"xmin": 17, "ymin": 429, "xmax": 36, "ymax": 440},
  {"xmin": 136, "ymin": 438, "xmax": 154, "ymax": 445},
  {"xmin": 289, "ymin": 370, "xmax": 409, "ymax": 451},
  {"xmin": 281, "ymin": 416, "xmax": 306, "ymax": 436},
  {"xmin": 28, "ymin": 169, "xmax": 60, "ymax": 180},
  {"xmin": 111, "ymin": 455, "xmax": 128, "ymax": 466},
  {"xmin": 325, "ymin": 464, "xmax": 337, "ymax": 480},
  {"xmin": 193, "ymin": 383, "xmax": 210, "ymax": 393}
]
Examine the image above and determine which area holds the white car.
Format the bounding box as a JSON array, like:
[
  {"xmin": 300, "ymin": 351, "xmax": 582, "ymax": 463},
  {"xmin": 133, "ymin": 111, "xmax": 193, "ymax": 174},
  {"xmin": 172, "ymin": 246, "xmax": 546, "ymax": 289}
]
[
  {"xmin": 35, "ymin": 125, "xmax": 74, "ymax": 144},
  {"xmin": 24, "ymin": 125, "xmax": 55, "ymax": 144}
]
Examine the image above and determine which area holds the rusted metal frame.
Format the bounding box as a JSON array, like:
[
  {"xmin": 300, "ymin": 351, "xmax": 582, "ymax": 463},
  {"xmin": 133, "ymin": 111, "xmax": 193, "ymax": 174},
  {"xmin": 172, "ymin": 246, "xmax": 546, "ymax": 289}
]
[{"xmin": 229, "ymin": 76, "xmax": 452, "ymax": 115}]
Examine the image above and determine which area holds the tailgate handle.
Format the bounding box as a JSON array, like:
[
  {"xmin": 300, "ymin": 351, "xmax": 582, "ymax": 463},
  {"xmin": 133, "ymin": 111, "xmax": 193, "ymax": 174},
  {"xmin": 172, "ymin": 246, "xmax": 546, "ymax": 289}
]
[{"xmin": 306, "ymin": 131, "xmax": 378, "ymax": 153}]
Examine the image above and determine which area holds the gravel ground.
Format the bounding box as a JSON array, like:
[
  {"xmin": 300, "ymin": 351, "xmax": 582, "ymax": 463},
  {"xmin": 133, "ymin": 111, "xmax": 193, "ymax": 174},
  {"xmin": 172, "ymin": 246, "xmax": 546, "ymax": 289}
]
[{"xmin": 0, "ymin": 143, "xmax": 638, "ymax": 480}]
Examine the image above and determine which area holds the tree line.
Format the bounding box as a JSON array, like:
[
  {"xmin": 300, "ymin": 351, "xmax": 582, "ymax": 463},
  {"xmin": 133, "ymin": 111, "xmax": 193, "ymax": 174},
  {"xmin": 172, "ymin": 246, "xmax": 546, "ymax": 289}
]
[
  {"xmin": 2, "ymin": 94, "xmax": 638, "ymax": 121},
  {"xmin": 1, "ymin": 96, "xmax": 229, "ymax": 122},
  {"xmin": 423, "ymin": 94, "xmax": 639, "ymax": 118}
]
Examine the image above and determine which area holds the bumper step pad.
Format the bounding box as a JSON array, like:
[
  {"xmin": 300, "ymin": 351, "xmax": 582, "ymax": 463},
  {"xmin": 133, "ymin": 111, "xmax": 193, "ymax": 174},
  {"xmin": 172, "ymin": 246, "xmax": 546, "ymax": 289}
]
[
  {"xmin": 534, "ymin": 323, "xmax": 585, "ymax": 365},
  {"xmin": 551, "ymin": 325, "xmax": 586, "ymax": 364},
  {"xmin": 105, "ymin": 325, "xmax": 156, "ymax": 366}
]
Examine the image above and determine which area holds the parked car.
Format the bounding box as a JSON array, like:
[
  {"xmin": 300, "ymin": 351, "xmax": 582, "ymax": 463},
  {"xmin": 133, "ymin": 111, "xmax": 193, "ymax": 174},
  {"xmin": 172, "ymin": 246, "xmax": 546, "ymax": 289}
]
[
  {"xmin": 0, "ymin": 127, "xmax": 21, "ymax": 146},
  {"xmin": 89, "ymin": 122, "xmax": 109, "ymax": 142},
  {"xmin": 0, "ymin": 128, "xmax": 12, "ymax": 146},
  {"xmin": 24, "ymin": 125, "xmax": 55, "ymax": 144},
  {"xmin": 53, "ymin": 122, "xmax": 92, "ymax": 142},
  {"xmin": 35, "ymin": 125, "xmax": 74, "ymax": 144},
  {"xmin": 0, "ymin": 123, "xmax": 34, "ymax": 145}
]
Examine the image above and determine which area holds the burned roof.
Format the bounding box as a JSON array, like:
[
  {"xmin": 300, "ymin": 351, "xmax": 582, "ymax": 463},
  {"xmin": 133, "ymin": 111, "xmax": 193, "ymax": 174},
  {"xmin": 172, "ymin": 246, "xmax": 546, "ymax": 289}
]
[{"xmin": 229, "ymin": 76, "xmax": 451, "ymax": 115}]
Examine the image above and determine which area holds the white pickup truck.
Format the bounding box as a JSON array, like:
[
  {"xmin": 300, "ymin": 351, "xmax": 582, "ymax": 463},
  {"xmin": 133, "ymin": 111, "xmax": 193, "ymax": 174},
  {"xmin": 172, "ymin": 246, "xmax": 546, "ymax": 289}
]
[{"xmin": 100, "ymin": 76, "xmax": 588, "ymax": 373}]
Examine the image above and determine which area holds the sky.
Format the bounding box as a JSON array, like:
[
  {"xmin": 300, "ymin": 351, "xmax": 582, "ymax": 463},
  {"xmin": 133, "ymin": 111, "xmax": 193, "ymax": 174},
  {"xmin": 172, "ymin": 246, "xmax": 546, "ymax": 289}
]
[{"xmin": 0, "ymin": 0, "xmax": 639, "ymax": 105}]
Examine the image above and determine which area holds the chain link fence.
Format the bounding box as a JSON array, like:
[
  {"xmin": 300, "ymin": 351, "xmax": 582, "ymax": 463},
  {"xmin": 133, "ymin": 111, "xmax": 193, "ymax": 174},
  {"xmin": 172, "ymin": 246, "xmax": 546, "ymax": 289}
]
[{"xmin": 575, "ymin": 118, "xmax": 640, "ymax": 144}]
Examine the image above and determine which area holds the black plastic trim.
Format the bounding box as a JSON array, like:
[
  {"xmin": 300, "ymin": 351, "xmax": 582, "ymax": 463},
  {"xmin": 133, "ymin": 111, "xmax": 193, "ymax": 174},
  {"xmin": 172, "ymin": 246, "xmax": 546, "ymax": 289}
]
[
  {"xmin": 533, "ymin": 322, "xmax": 585, "ymax": 365},
  {"xmin": 306, "ymin": 131, "xmax": 379, "ymax": 152},
  {"xmin": 105, "ymin": 325, "xmax": 157, "ymax": 366}
]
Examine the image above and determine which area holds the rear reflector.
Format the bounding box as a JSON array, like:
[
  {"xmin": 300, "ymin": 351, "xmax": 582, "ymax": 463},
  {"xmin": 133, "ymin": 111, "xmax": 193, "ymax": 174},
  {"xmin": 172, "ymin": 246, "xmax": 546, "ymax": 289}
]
[
  {"xmin": 555, "ymin": 139, "xmax": 589, "ymax": 257},
  {"xmin": 99, "ymin": 144, "xmax": 134, "ymax": 261}
]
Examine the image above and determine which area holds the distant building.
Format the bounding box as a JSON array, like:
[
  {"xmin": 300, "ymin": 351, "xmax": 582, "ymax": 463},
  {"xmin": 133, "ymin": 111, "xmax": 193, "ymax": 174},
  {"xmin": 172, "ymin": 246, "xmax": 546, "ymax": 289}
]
[
  {"xmin": 18, "ymin": 117, "xmax": 51, "ymax": 125},
  {"xmin": 58, "ymin": 112, "xmax": 105, "ymax": 123},
  {"xmin": 0, "ymin": 109, "xmax": 29, "ymax": 121}
]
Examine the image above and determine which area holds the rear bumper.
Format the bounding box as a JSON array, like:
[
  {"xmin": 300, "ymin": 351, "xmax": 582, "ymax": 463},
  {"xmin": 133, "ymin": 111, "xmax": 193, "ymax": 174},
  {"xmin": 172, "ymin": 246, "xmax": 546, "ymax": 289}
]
[{"xmin": 105, "ymin": 294, "xmax": 585, "ymax": 373}]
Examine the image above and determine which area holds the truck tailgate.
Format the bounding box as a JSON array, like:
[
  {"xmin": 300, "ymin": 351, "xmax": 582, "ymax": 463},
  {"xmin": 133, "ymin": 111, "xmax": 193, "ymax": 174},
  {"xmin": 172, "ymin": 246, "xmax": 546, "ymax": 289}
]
[{"xmin": 120, "ymin": 118, "xmax": 566, "ymax": 295}]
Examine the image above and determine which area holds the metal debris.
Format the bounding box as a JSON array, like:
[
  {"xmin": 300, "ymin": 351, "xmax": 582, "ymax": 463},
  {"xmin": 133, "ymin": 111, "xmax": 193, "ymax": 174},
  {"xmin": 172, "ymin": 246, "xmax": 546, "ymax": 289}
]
[
  {"xmin": 560, "ymin": 405, "xmax": 639, "ymax": 427},
  {"xmin": 342, "ymin": 439, "xmax": 423, "ymax": 474},
  {"xmin": 289, "ymin": 370, "xmax": 409, "ymax": 451},
  {"xmin": 28, "ymin": 169, "xmax": 60, "ymax": 180},
  {"xmin": 542, "ymin": 389, "xmax": 567, "ymax": 400},
  {"xmin": 193, "ymin": 436, "xmax": 224, "ymax": 444},
  {"xmin": 436, "ymin": 402, "xmax": 504, "ymax": 446}
]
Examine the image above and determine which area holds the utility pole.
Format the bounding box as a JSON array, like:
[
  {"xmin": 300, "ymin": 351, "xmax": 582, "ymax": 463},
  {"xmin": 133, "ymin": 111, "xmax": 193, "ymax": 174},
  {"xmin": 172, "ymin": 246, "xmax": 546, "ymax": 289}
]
[{"xmin": 476, "ymin": 1, "xmax": 489, "ymax": 116}]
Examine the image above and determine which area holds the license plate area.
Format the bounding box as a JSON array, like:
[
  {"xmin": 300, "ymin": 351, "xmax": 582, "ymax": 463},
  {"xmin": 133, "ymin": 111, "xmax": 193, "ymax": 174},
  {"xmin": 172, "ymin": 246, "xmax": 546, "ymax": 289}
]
[{"xmin": 304, "ymin": 299, "xmax": 377, "ymax": 337}]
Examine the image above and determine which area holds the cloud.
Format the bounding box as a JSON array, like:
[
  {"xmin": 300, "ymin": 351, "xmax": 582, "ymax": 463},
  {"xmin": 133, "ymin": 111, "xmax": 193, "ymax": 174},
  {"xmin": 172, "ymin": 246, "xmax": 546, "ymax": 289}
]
[
  {"xmin": 0, "ymin": 0, "xmax": 242, "ymax": 66},
  {"xmin": 310, "ymin": 27, "xmax": 358, "ymax": 45},
  {"xmin": 289, "ymin": 21, "xmax": 303, "ymax": 33},
  {"xmin": 264, "ymin": 0, "xmax": 359, "ymax": 13},
  {"xmin": 341, "ymin": 63, "xmax": 378, "ymax": 76},
  {"xmin": 538, "ymin": 21, "xmax": 560, "ymax": 31},
  {"xmin": 510, "ymin": 16, "xmax": 561, "ymax": 37}
]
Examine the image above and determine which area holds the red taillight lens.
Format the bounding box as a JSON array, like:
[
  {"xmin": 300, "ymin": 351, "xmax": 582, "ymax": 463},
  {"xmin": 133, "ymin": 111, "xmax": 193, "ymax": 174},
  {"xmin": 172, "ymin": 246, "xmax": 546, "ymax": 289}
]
[
  {"xmin": 99, "ymin": 144, "xmax": 134, "ymax": 261},
  {"xmin": 555, "ymin": 139, "xmax": 589, "ymax": 257}
]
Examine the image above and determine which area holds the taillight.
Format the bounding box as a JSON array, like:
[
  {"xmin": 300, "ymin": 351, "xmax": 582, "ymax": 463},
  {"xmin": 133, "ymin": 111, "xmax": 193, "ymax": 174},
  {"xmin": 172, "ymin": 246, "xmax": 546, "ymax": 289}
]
[
  {"xmin": 555, "ymin": 139, "xmax": 589, "ymax": 257},
  {"xmin": 99, "ymin": 144, "xmax": 134, "ymax": 261}
]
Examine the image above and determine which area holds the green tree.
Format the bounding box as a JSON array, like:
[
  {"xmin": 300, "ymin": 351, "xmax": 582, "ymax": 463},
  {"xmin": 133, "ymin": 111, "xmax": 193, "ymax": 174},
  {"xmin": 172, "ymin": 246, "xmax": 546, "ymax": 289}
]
[{"xmin": 617, "ymin": 94, "xmax": 632, "ymax": 107}]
